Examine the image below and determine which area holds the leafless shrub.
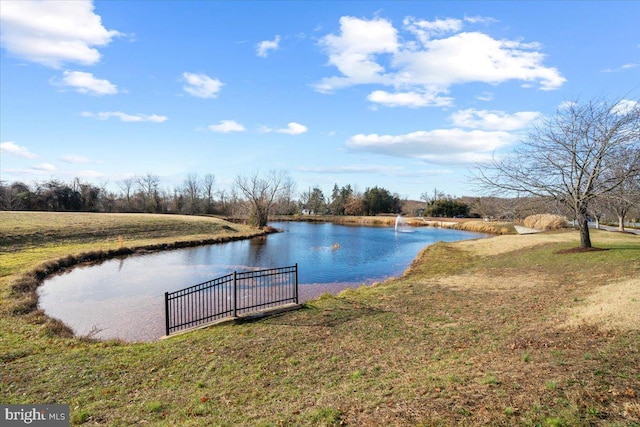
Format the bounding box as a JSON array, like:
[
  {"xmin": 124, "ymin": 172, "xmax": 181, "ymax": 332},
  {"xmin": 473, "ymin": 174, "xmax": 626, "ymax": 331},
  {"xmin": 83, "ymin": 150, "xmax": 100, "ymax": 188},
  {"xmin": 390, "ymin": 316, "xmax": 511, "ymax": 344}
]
[{"xmin": 78, "ymin": 325, "xmax": 105, "ymax": 343}]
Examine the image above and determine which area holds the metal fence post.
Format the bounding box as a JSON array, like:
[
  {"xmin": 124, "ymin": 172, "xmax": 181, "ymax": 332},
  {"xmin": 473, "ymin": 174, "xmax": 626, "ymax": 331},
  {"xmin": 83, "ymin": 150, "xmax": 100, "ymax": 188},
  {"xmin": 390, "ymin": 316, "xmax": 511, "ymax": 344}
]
[
  {"xmin": 294, "ymin": 263, "xmax": 299, "ymax": 304},
  {"xmin": 233, "ymin": 270, "xmax": 238, "ymax": 318},
  {"xmin": 164, "ymin": 291, "xmax": 170, "ymax": 336}
]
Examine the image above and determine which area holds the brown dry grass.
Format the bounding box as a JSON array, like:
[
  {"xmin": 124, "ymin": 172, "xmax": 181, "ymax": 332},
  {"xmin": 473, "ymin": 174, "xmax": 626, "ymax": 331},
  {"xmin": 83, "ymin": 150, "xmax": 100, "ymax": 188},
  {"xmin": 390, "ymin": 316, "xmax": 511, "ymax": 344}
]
[
  {"xmin": 523, "ymin": 213, "xmax": 567, "ymax": 230},
  {"xmin": 454, "ymin": 230, "xmax": 572, "ymax": 255},
  {"xmin": 281, "ymin": 215, "xmax": 518, "ymax": 235},
  {"xmin": 565, "ymin": 277, "xmax": 640, "ymax": 331},
  {"xmin": 449, "ymin": 220, "xmax": 516, "ymax": 235}
]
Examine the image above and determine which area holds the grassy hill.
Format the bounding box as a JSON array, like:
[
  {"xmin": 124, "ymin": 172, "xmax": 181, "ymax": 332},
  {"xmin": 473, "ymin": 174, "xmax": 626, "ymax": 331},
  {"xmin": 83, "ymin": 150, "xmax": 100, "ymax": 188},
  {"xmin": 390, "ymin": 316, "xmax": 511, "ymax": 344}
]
[{"xmin": 1, "ymin": 212, "xmax": 639, "ymax": 426}]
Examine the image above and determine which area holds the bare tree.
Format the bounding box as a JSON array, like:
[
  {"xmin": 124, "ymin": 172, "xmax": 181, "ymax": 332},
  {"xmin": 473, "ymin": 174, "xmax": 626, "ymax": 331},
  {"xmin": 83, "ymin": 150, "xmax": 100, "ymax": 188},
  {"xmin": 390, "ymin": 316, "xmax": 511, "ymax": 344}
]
[
  {"xmin": 420, "ymin": 188, "xmax": 446, "ymax": 205},
  {"xmin": 272, "ymin": 175, "xmax": 297, "ymax": 215},
  {"xmin": 344, "ymin": 193, "xmax": 365, "ymax": 216},
  {"xmin": 588, "ymin": 195, "xmax": 608, "ymax": 229},
  {"xmin": 476, "ymin": 96, "xmax": 640, "ymax": 248},
  {"xmin": 602, "ymin": 149, "xmax": 640, "ymax": 231},
  {"xmin": 183, "ymin": 173, "xmax": 201, "ymax": 215},
  {"xmin": 227, "ymin": 187, "xmax": 244, "ymax": 218},
  {"xmin": 0, "ymin": 181, "xmax": 26, "ymax": 210},
  {"xmin": 202, "ymin": 174, "xmax": 215, "ymax": 214},
  {"xmin": 216, "ymin": 189, "xmax": 229, "ymax": 215},
  {"xmin": 136, "ymin": 173, "xmax": 160, "ymax": 213},
  {"xmin": 117, "ymin": 177, "xmax": 136, "ymax": 211},
  {"xmin": 234, "ymin": 170, "xmax": 289, "ymax": 227}
]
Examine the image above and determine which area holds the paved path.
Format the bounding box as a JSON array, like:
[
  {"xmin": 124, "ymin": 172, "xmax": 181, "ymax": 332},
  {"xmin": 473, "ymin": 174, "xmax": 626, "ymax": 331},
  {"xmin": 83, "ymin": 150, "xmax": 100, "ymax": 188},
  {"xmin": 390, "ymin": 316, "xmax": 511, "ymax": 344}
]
[
  {"xmin": 514, "ymin": 225, "xmax": 542, "ymax": 234},
  {"xmin": 515, "ymin": 224, "xmax": 639, "ymax": 235},
  {"xmin": 589, "ymin": 223, "xmax": 640, "ymax": 235}
]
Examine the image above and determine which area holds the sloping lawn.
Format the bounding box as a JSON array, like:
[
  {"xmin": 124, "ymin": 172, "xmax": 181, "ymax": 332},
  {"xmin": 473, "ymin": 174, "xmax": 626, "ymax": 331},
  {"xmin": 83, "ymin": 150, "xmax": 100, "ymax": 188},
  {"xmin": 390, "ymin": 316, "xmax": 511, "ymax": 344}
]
[{"xmin": 1, "ymin": 212, "xmax": 639, "ymax": 426}]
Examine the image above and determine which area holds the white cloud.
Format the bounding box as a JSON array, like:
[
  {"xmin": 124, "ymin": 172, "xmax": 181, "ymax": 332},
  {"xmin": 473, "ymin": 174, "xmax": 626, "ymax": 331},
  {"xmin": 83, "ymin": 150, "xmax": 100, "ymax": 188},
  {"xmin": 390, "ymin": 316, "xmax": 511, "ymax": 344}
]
[
  {"xmin": 612, "ymin": 99, "xmax": 639, "ymax": 115},
  {"xmin": 463, "ymin": 15, "xmax": 499, "ymax": 25},
  {"xmin": 0, "ymin": 0, "xmax": 121, "ymax": 68},
  {"xmin": 367, "ymin": 89, "xmax": 453, "ymax": 108},
  {"xmin": 347, "ymin": 129, "xmax": 514, "ymax": 164},
  {"xmin": 260, "ymin": 122, "xmax": 308, "ymax": 135},
  {"xmin": 601, "ymin": 63, "xmax": 639, "ymax": 73},
  {"xmin": 557, "ymin": 100, "xmax": 577, "ymax": 110},
  {"xmin": 208, "ymin": 120, "xmax": 246, "ymax": 133},
  {"xmin": 182, "ymin": 72, "xmax": 223, "ymax": 98},
  {"xmin": 256, "ymin": 35, "xmax": 281, "ymax": 57},
  {"xmin": 52, "ymin": 71, "xmax": 118, "ymax": 95},
  {"xmin": 314, "ymin": 16, "xmax": 399, "ymax": 93},
  {"xmin": 81, "ymin": 111, "xmax": 168, "ymax": 122},
  {"xmin": 392, "ymin": 32, "xmax": 565, "ymax": 91},
  {"xmin": 277, "ymin": 122, "xmax": 308, "ymax": 135},
  {"xmin": 1, "ymin": 141, "xmax": 37, "ymax": 158},
  {"xmin": 476, "ymin": 91, "xmax": 494, "ymax": 102},
  {"xmin": 403, "ymin": 17, "xmax": 462, "ymax": 45},
  {"xmin": 60, "ymin": 154, "xmax": 90, "ymax": 164},
  {"xmin": 315, "ymin": 16, "xmax": 566, "ymax": 105},
  {"xmin": 32, "ymin": 163, "xmax": 56, "ymax": 171},
  {"xmin": 450, "ymin": 109, "xmax": 541, "ymax": 131}
]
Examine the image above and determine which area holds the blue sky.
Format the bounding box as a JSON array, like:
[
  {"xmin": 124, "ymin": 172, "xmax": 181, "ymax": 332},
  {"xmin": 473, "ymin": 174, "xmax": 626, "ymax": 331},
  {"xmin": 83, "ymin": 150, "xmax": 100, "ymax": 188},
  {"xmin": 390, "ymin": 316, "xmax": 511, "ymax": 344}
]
[{"xmin": 1, "ymin": 1, "xmax": 639, "ymax": 200}]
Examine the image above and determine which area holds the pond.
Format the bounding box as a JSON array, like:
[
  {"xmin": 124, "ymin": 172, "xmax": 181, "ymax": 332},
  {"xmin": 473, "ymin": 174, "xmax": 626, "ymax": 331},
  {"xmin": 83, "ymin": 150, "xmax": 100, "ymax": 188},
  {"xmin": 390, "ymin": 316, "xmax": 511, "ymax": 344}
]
[{"xmin": 38, "ymin": 221, "xmax": 488, "ymax": 342}]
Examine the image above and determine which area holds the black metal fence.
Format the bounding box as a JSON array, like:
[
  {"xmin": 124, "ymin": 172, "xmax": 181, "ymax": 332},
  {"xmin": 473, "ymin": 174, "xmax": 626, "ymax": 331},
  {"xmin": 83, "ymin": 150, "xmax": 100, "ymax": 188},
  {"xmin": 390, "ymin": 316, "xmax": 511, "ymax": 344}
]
[{"xmin": 165, "ymin": 264, "xmax": 298, "ymax": 335}]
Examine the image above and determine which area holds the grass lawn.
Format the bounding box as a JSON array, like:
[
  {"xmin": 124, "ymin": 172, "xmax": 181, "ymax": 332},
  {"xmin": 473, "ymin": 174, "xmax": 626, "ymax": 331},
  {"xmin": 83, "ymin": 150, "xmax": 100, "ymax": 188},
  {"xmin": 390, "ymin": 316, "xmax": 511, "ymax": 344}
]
[{"xmin": 1, "ymin": 212, "xmax": 639, "ymax": 426}]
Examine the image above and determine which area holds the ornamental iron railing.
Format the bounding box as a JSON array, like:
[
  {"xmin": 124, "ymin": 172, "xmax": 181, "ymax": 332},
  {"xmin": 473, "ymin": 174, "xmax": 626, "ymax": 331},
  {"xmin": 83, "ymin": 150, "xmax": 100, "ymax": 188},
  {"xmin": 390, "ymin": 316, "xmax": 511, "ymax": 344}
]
[{"xmin": 165, "ymin": 264, "xmax": 298, "ymax": 335}]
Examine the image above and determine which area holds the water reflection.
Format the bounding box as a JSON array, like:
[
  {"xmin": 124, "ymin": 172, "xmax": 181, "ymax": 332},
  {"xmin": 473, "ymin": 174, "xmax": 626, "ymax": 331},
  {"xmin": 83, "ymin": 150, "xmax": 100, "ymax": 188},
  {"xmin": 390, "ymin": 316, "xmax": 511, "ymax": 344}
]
[{"xmin": 38, "ymin": 222, "xmax": 488, "ymax": 342}]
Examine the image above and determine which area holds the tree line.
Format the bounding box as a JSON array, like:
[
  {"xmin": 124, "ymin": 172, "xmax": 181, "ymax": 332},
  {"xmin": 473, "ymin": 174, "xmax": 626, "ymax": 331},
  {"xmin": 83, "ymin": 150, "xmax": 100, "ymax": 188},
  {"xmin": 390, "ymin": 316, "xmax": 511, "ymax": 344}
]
[
  {"xmin": 2, "ymin": 171, "xmax": 637, "ymax": 230},
  {"xmin": 0, "ymin": 172, "xmax": 407, "ymax": 221}
]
